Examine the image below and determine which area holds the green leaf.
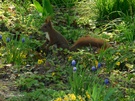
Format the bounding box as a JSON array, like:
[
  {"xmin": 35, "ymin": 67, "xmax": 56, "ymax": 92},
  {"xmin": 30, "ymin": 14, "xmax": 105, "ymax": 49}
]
[
  {"xmin": 103, "ymin": 88, "xmax": 116, "ymax": 101},
  {"xmin": 42, "ymin": 0, "xmax": 53, "ymax": 16},
  {"xmin": 33, "ymin": 0, "xmax": 43, "ymax": 13}
]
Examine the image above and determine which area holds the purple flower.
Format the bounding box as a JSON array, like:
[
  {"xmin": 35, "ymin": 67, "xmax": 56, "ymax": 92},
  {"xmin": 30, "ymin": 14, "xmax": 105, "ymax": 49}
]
[
  {"xmin": 6, "ymin": 37, "xmax": 10, "ymax": 42},
  {"xmin": 0, "ymin": 35, "xmax": 2, "ymax": 40},
  {"xmin": 104, "ymin": 78, "xmax": 110, "ymax": 85},
  {"xmin": 71, "ymin": 60, "xmax": 76, "ymax": 66},
  {"xmin": 97, "ymin": 63, "xmax": 102, "ymax": 68},
  {"xmin": 73, "ymin": 67, "xmax": 77, "ymax": 72},
  {"xmin": 22, "ymin": 38, "xmax": 25, "ymax": 43},
  {"xmin": 91, "ymin": 66, "xmax": 97, "ymax": 71}
]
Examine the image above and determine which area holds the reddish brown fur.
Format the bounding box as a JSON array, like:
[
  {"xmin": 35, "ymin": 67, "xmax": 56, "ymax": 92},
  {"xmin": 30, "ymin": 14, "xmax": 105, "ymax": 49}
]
[
  {"xmin": 41, "ymin": 17, "xmax": 111, "ymax": 53},
  {"xmin": 41, "ymin": 17, "xmax": 69, "ymax": 50},
  {"xmin": 70, "ymin": 36, "xmax": 112, "ymax": 51}
]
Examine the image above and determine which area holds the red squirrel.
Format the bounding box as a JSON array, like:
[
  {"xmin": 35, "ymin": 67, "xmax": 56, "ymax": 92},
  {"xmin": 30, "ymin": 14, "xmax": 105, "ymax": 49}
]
[
  {"xmin": 41, "ymin": 17, "xmax": 111, "ymax": 52},
  {"xmin": 41, "ymin": 17, "xmax": 69, "ymax": 50},
  {"xmin": 70, "ymin": 35, "xmax": 112, "ymax": 51}
]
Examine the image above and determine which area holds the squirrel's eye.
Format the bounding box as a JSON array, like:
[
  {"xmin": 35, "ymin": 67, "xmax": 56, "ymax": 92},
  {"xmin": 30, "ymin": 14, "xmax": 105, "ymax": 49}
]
[{"xmin": 44, "ymin": 25, "xmax": 48, "ymax": 28}]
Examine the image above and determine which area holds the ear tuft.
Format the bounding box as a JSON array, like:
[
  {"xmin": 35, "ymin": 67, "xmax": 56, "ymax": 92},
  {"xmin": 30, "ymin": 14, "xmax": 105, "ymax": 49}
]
[{"xmin": 45, "ymin": 16, "xmax": 51, "ymax": 23}]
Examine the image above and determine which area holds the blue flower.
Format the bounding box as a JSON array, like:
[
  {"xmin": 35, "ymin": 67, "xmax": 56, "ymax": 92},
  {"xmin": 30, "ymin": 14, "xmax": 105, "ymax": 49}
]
[
  {"xmin": 22, "ymin": 38, "xmax": 25, "ymax": 43},
  {"xmin": 71, "ymin": 60, "xmax": 76, "ymax": 66},
  {"xmin": 0, "ymin": 35, "xmax": 2, "ymax": 40},
  {"xmin": 6, "ymin": 37, "xmax": 10, "ymax": 42},
  {"xmin": 91, "ymin": 66, "xmax": 97, "ymax": 71},
  {"xmin": 104, "ymin": 78, "xmax": 110, "ymax": 85},
  {"xmin": 73, "ymin": 67, "xmax": 77, "ymax": 72},
  {"xmin": 97, "ymin": 63, "xmax": 102, "ymax": 68}
]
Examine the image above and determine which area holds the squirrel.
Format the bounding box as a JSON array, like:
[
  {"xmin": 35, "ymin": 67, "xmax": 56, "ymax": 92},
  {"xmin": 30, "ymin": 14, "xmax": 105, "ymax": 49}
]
[
  {"xmin": 41, "ymin": 17, "xmax": 69, "ymax": 50},
  {"xmin": 41, "ymin": 17, "xmax": 111, "ymax": 52}
]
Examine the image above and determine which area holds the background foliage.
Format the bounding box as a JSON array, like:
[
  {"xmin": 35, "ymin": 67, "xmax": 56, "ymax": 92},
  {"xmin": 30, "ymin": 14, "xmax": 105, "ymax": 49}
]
[{"xmin": 0, "ymin": 0, "xmax": 135, "ymax": 101}]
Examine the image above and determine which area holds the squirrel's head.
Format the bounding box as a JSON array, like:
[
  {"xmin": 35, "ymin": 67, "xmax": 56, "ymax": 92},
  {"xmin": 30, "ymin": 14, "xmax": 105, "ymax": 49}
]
[{"xmin": 41, "ymin": 17, "xmax": 52, "ymax": 32}]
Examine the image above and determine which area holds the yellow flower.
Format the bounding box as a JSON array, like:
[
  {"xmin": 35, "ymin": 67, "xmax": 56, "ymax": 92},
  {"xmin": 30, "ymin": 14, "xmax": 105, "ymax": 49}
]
[
  {"xmin": 68, "ymin": 56, "xmax": 73, "ymax": 61},
  {"xmin": 54, "ymin": 97, "xmax": 62, "ymax": 101},
  {"xmin": 20, "ymin": 53, "xmax": 27, "ymax": 59},
  {"xmin": 68, "ymin": 94, "xmax": 76, "ymax": 100},
  {"xmin": 43, "ymin": 58, "xmax": 46, "ymax": 61},
  {"xmin": 52, "ymin": 72, "xmax": 55, "ymax": 76},
  {"xmin": 116, "ymin": 52, "xmax": 121, "ymax": 55},
  {"xmin": 21, "ymin": 54, "xmax": 26, "ymax": 58},
  {"xmin": 116, "ymin": 62, "xmax": 120, "ymax": 66},
  {"xmin": 86, "ymin": 91, "xmax": 90, "ymax": 99},
  {"xmin": 77, "ymin": 95, "xmax": 84, "ymax": 101},
  {"xmin": 38, "ymin": 59, "xmax": 44, "ymax": 64},
  {"xmin": 63, "ymin": 95, "xmax": 69, "ymax": 101},
  {"xmin": 95, "ymin": 60, "xmax": 98, "ymax": 67}
]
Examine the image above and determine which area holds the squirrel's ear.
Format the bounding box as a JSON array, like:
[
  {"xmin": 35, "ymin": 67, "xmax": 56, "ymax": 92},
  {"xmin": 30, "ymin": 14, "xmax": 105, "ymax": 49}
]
[{"xmin": 45, "ymin": 16, "xmax": 51, "ymax": 23}]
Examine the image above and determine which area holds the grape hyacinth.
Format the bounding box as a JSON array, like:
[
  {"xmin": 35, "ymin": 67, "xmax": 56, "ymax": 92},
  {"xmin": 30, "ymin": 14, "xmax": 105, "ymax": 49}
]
[
  {"xmin": 97, "ymin": 63, "xmax": 102, "ymax": 68},
  {"xmin": 71, "ymin": 60, "xmax": 76, "ymax": 66},
  {"xmin": 91, "ymin": 66, "xmax": 97, "ymax": 71},
  {"xmin": 104, "ymin": 78, "xmax": 110, "ymax": 85},
  {"xmin": 0, "ymin": 35, "xmax": 2, "ymax": 40},
  {"xmin": 73, "ymin": 67, "xmax": 77, "ymax": 72},
  {"xmin": 22, "ymin": 38, "xmax": 25, "ymax": 43},
  {"xmin": 6, "ymin": 37, "xmax": 10, "ymax": 43}
]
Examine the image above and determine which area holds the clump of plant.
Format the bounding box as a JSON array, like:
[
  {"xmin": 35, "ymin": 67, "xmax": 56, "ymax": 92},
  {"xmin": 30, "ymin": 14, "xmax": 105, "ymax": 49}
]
[
  {"xmin": 74, "ymin": 0, "xmax": 97, "ymax": 27},
  {"xmin": 50, "ymin": 0, "xmax": 78, "ymax": 8},
  {"xmin": 8, "ymin": 88, "xmax": 65, "ymax": 101},
  {"xmin": 16, "ymin": 73, "xmax": 45, "ymax": 91},
  {"xmin": 95, "ymin": 0, "xmax": 135, "ymax": 20},
  {"xmin": 54, "ymin": 59, "xmax": 118, "ymax": 101},
  {"xmin": 115, "ymin": 15, "xmax": 135, "ymax": 42},
  {"xmin": 0, "ymin": 1, "xmax": 48, "ymax": 65},
  {"xmin": 32, "ymin": 0, "xmax": 53, "ymax": 17}
]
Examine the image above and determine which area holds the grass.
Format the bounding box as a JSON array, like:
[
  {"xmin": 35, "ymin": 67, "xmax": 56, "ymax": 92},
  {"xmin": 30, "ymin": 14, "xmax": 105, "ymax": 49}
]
[
  {"xmin": 95, "ymin": 0, "xmax": 135, "ymax": 20},
  {"xmin": 0, "ymin": 0, "xmax": 135, "ymax": 101}
]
